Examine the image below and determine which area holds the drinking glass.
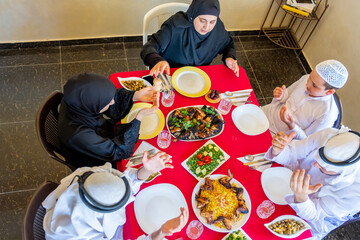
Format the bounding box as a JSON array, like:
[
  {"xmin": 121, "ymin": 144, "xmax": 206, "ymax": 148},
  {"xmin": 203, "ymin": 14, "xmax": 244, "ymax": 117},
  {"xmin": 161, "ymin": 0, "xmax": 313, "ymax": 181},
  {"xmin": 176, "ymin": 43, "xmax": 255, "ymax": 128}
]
[
  {"xmin": 218, "ymin": 98, "xmax": 232, "ymax": 115},
  {"xmin": 257, "ymin": 200, "xmax": 275, "ymax": 219},
  {"xmin": 161, "ymin": 90, "xmax": 175, "ymax": 107},
  {"xmin": 186, "ymin": 220, "xmax": 203, "ymax": 239},
  {"xmin": 157, "ymin": 130, "xmax": 171, "ymax": 149}
]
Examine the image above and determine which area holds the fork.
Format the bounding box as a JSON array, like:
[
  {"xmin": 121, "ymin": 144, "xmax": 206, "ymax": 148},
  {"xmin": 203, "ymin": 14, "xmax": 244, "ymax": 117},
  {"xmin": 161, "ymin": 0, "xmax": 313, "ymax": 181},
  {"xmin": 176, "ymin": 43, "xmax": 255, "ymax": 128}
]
[
  {"xmin": 127, "ymin": 149, "xmax": 156, "ymax": 162},
  {"xmin": 249, "ymin": 161, "xmax": 273, "ymax": 170}
]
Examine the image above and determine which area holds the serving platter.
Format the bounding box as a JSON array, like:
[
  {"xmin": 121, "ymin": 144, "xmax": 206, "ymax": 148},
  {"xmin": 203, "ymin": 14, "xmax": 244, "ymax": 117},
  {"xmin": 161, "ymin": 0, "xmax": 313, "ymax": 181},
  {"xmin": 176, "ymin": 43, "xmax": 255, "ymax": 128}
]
[
  {"xmin": 191, "ymin": 174, "xmax": 251, "ymax": 233},
  {"xmin": 171, "ymin": 66, "xmax": 211, "ymax": 97},
  {"xmin": 118, "ymin": 76, "xmax": 152, "ymax": 91},
  {"xmin": 166, "ymin": 105, "xmax": 224, "ymax": 142},
  {"xmin": 121, "ymin": 103, "xmax": 164, "ymax": 140},
  {"xmin": 264, "ymin": 215, "xmax": 311, "ymax": 238},
  {"xmin": 181, "ymin": 139, "xmax": 230, "ymax": 181}
]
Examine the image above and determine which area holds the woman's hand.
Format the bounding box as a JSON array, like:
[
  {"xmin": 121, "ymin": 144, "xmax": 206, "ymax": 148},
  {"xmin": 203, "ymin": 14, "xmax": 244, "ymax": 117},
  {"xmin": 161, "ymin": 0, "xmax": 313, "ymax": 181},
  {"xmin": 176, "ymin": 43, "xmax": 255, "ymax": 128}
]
[
  {"xmin": 150, "ymin": 61, "xmax": 170, "ymax": 77},
  {"xmin": 290, "ymin": 169, "xmax": 322, "ymax": 203},
  {"xmin": 273, "ymin": 85, "xmax": 286, "ymax": 101},
  {"xmin": 271, "ymin": 131, "xmax": 296, "ymax": 156},
  {"xmin": 279, "ymin": 105, "xmax": 295, "ymax": 130},
  {"xmin": 137, "ymin": 151, "xmax": 173, "ymax": 180},
  {"xmin": 133, "ymin": 86, "xmax": 158, "ymax": 102},
  {"xmin": 135, "ymin": 90, "xmax": 159, "ymax": 121},
  {"xmin": 225, "ymin": 58, "xmax": 239, "ymax": 77}
]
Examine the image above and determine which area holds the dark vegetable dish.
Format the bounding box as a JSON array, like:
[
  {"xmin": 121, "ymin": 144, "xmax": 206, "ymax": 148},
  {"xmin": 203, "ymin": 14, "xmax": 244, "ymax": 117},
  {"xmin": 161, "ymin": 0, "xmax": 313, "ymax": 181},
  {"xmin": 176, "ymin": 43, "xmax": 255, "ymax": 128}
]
[{"xmin": 167, "ymin": 106, "xmax": 224, "ymax": 141}]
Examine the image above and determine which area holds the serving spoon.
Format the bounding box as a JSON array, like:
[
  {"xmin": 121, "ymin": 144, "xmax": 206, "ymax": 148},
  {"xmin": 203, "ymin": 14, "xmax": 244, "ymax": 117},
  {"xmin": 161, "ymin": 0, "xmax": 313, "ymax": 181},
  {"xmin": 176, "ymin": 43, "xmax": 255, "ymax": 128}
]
[{"xmin": 224, "ymin": 90, "xmax": 252, "ymax": 96}]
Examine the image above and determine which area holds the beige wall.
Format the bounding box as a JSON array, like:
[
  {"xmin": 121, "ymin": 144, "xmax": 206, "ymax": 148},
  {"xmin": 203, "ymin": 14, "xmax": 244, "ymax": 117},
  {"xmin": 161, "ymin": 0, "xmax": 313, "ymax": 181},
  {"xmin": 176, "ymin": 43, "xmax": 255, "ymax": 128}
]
[
  {"xmin": 303, "ymin": 0, "xmax": 360, "ymax": 129},
  {"xmin": 0, "ymin": 0, "xmax": 271, "ymax": 43},
  {"xmin": 0, "ymin": 0, "xmax": 358, "ymax": 128}
]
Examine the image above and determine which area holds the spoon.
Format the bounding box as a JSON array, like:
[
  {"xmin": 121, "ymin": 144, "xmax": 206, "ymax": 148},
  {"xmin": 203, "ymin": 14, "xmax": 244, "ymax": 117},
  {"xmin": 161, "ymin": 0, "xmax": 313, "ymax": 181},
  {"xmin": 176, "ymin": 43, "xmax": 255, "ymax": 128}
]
[
  {"xmin": 225, "ymin": 90, "xmax": 252, "ymax": 96},
  {"xmin": 244, "ymin": 153, "xmax": 265, "ymax": 161}
]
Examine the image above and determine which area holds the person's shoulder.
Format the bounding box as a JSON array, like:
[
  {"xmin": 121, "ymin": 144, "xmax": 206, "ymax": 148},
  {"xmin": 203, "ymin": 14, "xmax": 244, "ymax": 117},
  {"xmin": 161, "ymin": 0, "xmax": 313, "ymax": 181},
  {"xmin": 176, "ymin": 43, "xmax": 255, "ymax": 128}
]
[{"xmin": 164, "ymin": 11, "xmax": 189, "ymax": 28}]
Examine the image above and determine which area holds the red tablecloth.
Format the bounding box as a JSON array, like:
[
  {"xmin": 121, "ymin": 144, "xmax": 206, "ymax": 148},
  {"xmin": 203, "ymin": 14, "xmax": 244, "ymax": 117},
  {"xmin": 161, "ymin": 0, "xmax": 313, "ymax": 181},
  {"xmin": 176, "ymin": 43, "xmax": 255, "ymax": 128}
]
[{"xmin": 109, "ymin": 65, "xmax": 311, "ymax": 240}]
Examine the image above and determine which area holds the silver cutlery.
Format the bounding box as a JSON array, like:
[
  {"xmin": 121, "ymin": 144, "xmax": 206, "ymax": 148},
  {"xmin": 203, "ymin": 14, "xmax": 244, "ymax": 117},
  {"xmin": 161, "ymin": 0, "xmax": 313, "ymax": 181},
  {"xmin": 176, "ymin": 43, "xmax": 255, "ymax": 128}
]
[
  {"xmin": 244, "ymin": 153, "xmax": 265, "ymax": 161},
  {"xmin": 233, "ymin": 100, "xmax": 252, "ymax": 106},
  {"xmin": 127, "ymin": 149, "xmax": 156, "ymax": 161},
  {"xmin": 243, "ymin": 158, "xmax": 268, "ymax": 166},
  {"xmin": 224, "ymin": 90, "xmax": 252, "ymax": 96},
  {"xmin": 249, "ymin": 161, "xmax": 273, "ymax": 170},
  {"xmin": 228, "ymin": 94, "xmax": 251, "ymax": 99}
]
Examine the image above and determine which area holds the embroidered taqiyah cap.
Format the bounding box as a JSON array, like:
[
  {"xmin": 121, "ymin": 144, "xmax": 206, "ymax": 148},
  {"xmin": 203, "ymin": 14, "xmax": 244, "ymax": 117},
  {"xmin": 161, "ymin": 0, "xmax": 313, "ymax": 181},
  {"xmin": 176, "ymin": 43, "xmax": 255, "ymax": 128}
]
[
  {"xmin": 315, "ymin": 60, "xmax": 348, "ymax": 88},
  {"xmin": 319, "ymin": 131, "xmax": 360, "ymax": 166},
  {"xmin": 78, "ymin": 171, "xmax": 130, "ymax": 213}
]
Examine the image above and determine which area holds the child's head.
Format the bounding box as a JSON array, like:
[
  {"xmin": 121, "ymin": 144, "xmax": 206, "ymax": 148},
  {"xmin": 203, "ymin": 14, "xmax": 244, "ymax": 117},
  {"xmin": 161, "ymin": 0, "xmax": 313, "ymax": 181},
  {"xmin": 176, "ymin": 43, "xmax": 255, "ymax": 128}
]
[{"xmin": 306, "ymin": 60, "xmax": 348, "ymax": 97}]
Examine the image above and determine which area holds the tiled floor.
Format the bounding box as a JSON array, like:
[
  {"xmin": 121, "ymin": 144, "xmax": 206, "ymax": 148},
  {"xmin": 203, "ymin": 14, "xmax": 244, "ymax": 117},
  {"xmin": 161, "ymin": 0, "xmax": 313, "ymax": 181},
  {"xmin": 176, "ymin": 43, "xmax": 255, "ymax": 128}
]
[{"xmin": 0, "ymin": 34, "xmax": 352, "ymax": 239}]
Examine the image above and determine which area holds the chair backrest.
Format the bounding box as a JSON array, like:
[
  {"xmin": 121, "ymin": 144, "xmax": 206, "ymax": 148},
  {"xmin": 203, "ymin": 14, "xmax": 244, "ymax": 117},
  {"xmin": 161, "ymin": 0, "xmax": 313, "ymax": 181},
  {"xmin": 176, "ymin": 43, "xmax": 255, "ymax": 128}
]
[
  {"xmin": 332, "ymin": 92, "xmax": 342, "ymax": 129},
  {"xmin": 143, "ymin": 2, "xmax": 189, "ymax": 45},
  {"xmin": 35, "ymin": 91, "xmax": 76, "ymax": 171},
  {"xmin": 23, "ymin": 181, "xmax": 59, "ymax": 240}
]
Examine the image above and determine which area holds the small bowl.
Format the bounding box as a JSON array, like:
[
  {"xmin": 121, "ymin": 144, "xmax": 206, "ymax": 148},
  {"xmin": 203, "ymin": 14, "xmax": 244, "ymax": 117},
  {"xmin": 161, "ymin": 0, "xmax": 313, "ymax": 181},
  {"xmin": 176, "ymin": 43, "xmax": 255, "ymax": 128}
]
[
  {"xmin": 205, "ymin": 90, "xmax": 221, "ymax": 103},
  {"xmin": 264, "ymin": 215, "xmax": 311, "ymax": 238}
]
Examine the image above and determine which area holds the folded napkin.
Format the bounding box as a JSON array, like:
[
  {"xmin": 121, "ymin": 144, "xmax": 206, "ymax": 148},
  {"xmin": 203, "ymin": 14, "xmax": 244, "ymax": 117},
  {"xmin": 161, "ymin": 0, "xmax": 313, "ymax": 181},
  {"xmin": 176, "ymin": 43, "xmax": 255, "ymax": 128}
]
[
  {"xmin": 125, "ymin": 141, "xmax": 160, "ymax": 168},
  {"xmin": 220, "ymin": 89, "xmax": 253, "ymax": 104},
  {"xmin": 237, "ymin": 153, "xmax": 272, "ymax": 172}
]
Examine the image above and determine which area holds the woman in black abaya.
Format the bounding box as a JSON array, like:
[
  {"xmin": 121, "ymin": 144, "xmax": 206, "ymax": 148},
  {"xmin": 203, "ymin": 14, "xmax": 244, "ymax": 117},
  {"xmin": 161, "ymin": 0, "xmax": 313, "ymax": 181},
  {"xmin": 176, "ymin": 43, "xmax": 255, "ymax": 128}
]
[
  {"xmin": 141, "ymin": 0, "xmax": 239, "ymax": 77},
  {"xmin": 58, "ymin": 73, "xmax": 158, "ymax": 168}
]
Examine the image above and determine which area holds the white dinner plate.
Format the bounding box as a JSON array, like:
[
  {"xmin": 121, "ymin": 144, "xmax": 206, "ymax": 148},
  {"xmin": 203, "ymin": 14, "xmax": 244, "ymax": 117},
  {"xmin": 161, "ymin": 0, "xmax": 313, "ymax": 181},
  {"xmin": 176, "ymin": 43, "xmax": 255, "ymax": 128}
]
[
  {"xmin": 231, "ymin": 104, "xmax": 269, "ymax": 136},
  {"xmin": 118, "ymin": 77, "xmax": 152, "ymax": 90},
  {"xmin": 134, "ymin": 184, "xmax": 188, "ymax": 234},
  {"xmin": 171, "ymin": 67, "xmax": 211, "ymax": 97},
  {"xmin": 192, "ymin": 174, "xmax": 251, "ymax": 232},
  {"xmin": 264, "ymin": 215, "xmax": 311, "ymax": 238},
  {"xmin": 261, "ymin": 167, "xmax": 293, "ymax": 205}
]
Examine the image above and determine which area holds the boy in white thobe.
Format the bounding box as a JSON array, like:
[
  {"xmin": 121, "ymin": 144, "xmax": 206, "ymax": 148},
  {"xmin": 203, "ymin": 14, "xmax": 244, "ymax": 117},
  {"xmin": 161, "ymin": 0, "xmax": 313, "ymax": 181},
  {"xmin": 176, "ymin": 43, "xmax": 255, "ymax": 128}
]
[
  {"xmin": 265, "ymin": 128, "xmax": 360, "ymax": 239},
  {"xmin": 43, "ymin": 151, "xmax": 187, "ymax": 240},
  {"xmin": 262, "ymin": 60, "xmax": 348, "ymax": 140}
]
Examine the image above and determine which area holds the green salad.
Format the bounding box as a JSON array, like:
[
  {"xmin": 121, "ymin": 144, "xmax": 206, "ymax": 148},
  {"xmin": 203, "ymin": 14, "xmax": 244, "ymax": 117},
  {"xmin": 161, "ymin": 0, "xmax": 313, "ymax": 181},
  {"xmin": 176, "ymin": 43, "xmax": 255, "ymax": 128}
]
[
  {"xmin": 186, "ymin": 143, "xmax": 225, "ymax": 178},
  {"xmin": 225, "ymin": 229, "xmax": 249, "ymax": 240}
]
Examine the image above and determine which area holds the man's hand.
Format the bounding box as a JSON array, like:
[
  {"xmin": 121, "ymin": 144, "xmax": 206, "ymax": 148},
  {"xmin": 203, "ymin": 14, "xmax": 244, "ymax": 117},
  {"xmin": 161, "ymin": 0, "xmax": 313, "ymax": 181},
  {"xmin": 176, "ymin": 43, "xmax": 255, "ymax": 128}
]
[
  {"xmin": 225, "ymin": 58, "xmax": 239, "ymax": 77},
  {"xmin": 150, "ymin": 208, "xmax": 188, "ymax": 240},
  {"xmin": 290, "ymin": 169, "xmax": 322, "ymax": 203},
  {"xmin": 273, "ymin": 85, "xmax": 286, "ymax": 101},
  {"xmin": 272, "ymin": 131, "xmax": 296, "ymax": 156},
  {"xmin": 137, "ymin": 151, "xmax": 173, "ymax": 180},
  {"xmin": 133, "ymin": 86, "xmax": 158, "ymax": 102},
  {"xmin": 280, "ymin": 105, "xmax": 295, "ymax": 130},
  {"xmin": 161, "ymin": 207, "xmax": 188, "ymax": 235},
  {"xmin": 150, "ymin": 61, "xmax": 170, "ymax": 77}
]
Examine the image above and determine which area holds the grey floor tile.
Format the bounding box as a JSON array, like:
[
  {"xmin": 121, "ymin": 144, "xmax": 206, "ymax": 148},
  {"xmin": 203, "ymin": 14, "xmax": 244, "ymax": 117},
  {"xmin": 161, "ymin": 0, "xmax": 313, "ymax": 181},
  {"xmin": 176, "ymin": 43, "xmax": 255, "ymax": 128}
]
[
  {"xmin": 0, "ymin": 64, "xmax": 61, "ymax": 123},
  {"xmin": 240, "ymin": 35, "xmax": 282, "ymax": 51},
  {"xmin": 246, "ymin": 49, "xmax": 305, "ymax": 98},
  {"xmin": 127, "ymin": 58, "xmax": 147, "ymax": 72},
  {"xmin": 0, "ymin": 47, "xmax": 60, "ymax": 67},
  {"xmin": 233, "ymin": 36, "xmax": 243, "ymax": 51},
  {"xmin": 0, "ymin": 122, "xmax": 67, "ymax": 192},
  {"xmin": 125, "ymin": 42, "xmax": 143, "ymax": 59},
  {"xmin": 61, "ymin": 43, "xmax": 125, "ymax": 63},
  {"xmin": 61, "ymin": 59, "xmax": 128, "ymax": 85},
  {"xmin": 0, "ymin": 190, "xmax": 35, "ymax": 240},
  {"xmin": 210, "ymin": 55, "xmax": 223, "ymax": 65}
]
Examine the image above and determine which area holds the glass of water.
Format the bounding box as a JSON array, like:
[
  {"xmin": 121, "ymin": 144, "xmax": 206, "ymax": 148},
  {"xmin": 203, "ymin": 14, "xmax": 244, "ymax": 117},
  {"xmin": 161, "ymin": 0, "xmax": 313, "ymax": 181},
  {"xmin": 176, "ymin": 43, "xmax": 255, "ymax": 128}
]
[
  {"xmin": 161, "ymin": 90, "xmax": 175, "ymax": 107},
  {"xmin": 157, "ymin": 130, "xmax": 171, "ymax": 149},
  {"xmin": 218, "ymin": 98, "xmax": 232, "ymax": 115}
]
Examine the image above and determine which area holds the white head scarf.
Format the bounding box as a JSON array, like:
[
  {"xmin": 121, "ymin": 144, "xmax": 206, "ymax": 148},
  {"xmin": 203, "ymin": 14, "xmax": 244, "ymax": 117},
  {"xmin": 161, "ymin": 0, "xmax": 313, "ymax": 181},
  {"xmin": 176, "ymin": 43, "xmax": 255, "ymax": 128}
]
[
  {"xmin": 315, "ymin": 60, "xmax": 348, "ymax": 88},
  {"xmin": 43, "ymin": 163, "xmax": 135, "ymax": 239},
  {"xmin": 313, "ymin": 128, "xmax": 360, "ymax": 217}
]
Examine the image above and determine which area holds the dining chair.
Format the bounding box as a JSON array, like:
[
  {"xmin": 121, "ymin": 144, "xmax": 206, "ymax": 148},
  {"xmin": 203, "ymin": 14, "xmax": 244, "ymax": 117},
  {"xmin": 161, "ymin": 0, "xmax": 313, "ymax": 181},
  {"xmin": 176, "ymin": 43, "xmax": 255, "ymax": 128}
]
[
  {"xmin": 35, "ymin": 91, "xmax": 76, "ymax": 171},
  {"xmin": 23, "ymin": 181, "xmax": 59, "ymax": 240},
  {"xmin": 143, "ymin": 2, "xmax": 189, "ymax": 45},
  {"xmin": 332, "ymin": 92, "xmax": 342, "ymax": 129}
]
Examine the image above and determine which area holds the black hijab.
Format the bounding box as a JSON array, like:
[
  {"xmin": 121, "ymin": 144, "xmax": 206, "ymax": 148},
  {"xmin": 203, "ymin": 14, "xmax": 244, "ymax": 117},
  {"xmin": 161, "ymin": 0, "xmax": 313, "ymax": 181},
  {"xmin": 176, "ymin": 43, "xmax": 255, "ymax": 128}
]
[
  {"xmin": 142, "ymin": 0, "xmax": 234, "ymax": 67},
  {"xmin": 63, "ymin": 73, "xmax": 116, "ymax": 129}
]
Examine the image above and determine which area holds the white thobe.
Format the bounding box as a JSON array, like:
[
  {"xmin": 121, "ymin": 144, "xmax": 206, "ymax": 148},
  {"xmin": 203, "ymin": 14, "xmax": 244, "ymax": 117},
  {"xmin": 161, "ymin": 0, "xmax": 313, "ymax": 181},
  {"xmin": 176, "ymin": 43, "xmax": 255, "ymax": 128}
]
[
  {"xmin": 262, "ymin": 75, "xmax": 338, "ymax": 140},
  {"xmin": 265, "ymin": 128, "xmax": 360, "ymax": 240},
  {"xmin": 43, "ymin": 163, "xmax": 144, "ymax": 240}
]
